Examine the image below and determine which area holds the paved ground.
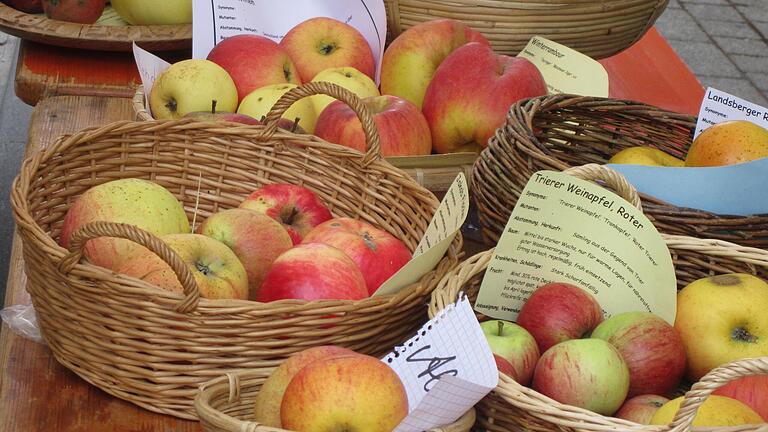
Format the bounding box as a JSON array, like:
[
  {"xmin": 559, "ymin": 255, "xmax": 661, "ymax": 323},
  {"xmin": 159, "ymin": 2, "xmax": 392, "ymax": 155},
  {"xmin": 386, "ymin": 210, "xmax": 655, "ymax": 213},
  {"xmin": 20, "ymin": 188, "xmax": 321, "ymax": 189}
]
[{"xmin": 0, "ymin": 2, "xmax": 766, "ymax": 306}]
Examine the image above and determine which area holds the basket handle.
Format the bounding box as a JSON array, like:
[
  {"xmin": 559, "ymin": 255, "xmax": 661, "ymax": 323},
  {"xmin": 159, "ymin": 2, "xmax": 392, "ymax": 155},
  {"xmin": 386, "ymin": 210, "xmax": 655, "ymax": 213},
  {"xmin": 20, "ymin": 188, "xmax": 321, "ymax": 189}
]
[
  {"xmin": 58, "ymin": 221, "xmax": 200, "ymax": 313},
  {"xmin": 667, "ymin": 356, "xmax": 768, "ymax": 432},
  {"xmin": 563, "ymin": 163, "xmax": 642, "ymax": 210},
  {"xmin": 261, "ymin": 81, "xmax": 382, "ymax": 167}
]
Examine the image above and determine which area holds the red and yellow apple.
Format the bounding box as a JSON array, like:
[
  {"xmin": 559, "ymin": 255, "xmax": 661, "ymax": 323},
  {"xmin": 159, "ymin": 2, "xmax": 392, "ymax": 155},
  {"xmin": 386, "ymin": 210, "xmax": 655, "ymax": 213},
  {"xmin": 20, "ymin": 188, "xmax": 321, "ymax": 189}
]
[
  {"xmin": 279, "ymin": 17, "xmax": 375, "ymax": 83},
  {"xmin": 480, "ymin": 320, "xmax": 539, "ymax": 385},
  {"xmin": 239, "ymin": 183, "xmax": 333, "ymax": 245},
  {"xmin": 650, "ymin": 395, "xmax": 764, "ymax": 427},
  {"xmin": 493, "ymin": 354, "xmax": 517, "ymax": 380},
  {"xmin": 150, "ymin": 59, "xmax": 238, "ymax": 120},
  {"xmin": 114, "ymin": 233, "xmax": 248, "ymax": 300},
  {"xmin": 309, "ymin": 66, "xmax": 380, "ymax": 117},
  {"xmin": 422, "ymin": 42, "xmax": 547, "ymax": 153},
  {"xmin": 42, "ymin": 0, "xmax": 104, "ymax": 24},
  {"xmin": 380, "ymin": 19, "xmax": 489, "ymax": 109},
  {"xmin": 713, "ymin": 376, "xmax": 768, "ymax": 421},
  {"xmin": 237, "ymin": 83, "xmax": 317, "ymax": 134},
  {"xmin": 614, "ymin": 394, "xmax": 670, "ymax": 424},
  {"xmin": 314, "ymin": 95, "xmax": 432, "ymax": 157},
  {"xmin": 686, "ymin": 120, "xmax": 768, "ymax": 167},
  {"xmin": 59, "ymin": 178, "xmax": 190, "ymax": 272}
]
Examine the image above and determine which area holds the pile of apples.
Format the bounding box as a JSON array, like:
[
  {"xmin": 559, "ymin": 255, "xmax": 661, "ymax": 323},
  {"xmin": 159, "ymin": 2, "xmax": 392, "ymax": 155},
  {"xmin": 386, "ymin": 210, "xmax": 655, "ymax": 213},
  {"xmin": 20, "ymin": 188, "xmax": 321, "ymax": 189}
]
[
  {"xmin": 482, "ymin": 277, "xmax": 767, "ymax": 427},
  {"xmin": 2, "ymin": 0, "xmax": 191, "ymax": 25},
  {"xmin": 148, "ymin": 17, "xmax": 548, "ymax": 157},
  {"xmin": 58, "ymin": 178, "xmax": 412, "ymax": 302}
]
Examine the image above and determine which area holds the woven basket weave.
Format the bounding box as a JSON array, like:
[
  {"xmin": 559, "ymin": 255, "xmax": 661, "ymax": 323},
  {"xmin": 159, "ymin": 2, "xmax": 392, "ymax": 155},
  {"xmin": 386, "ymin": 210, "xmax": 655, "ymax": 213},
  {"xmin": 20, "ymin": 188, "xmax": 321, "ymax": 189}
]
[
  {"xmin": 472, "ymin": 94, "xmax": 768, "ymax": 249},
  {"xmin": 194, "ymin": 369, "xmax": 477, "ymax": 432},
  {"xmin": 383, "ymin": 0, "xmax": 669, "ymax": 58},
  {"xmin": 10, "ymin": 82, "xmax": 461, "ymax": 420},
  {"xmin": 430, "ymin": 164, "xmax": 768, "ymax": 432}
]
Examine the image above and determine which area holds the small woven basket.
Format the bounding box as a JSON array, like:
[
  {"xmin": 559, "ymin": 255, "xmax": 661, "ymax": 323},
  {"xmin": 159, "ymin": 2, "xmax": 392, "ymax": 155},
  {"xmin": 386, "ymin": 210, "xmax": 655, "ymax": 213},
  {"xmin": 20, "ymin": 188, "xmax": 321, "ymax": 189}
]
[
  {"xmin": 472, "ymin": 94, "xmax": 768, "ymax": 249},
  {"xmin": 195, "ymin": 369, "xmax": 477, "ymax": 432},
  {"xmin": 383, "ymin": 0, "xmax": 669, "ymax": 58},
  {"xmin": 431, "ymin": 164, "xmax": 768, "ymax": 432},
  {"xmin": 11, "ymin": 82, "xmax": 461, "ymax": 420}
]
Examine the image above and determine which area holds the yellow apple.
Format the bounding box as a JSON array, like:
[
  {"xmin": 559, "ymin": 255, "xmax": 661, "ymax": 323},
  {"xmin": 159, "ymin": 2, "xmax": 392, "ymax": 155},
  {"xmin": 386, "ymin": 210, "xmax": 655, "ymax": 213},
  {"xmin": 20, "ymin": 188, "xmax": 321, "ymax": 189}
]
[
  {"xmin": 310, "ymin": 66, "xmax": 380, "ymax": 118},
  {"xmin": 675, "ymin": 273, "xmax": 768, "ymax": 381},
  {"xmin": 650, "ymin": 395, "xmax": 763, "ymax": 427},
  {"xmin": 608, "ymin": 146, "xmax": 685, "ymax": 167},
  {"xmin": 111, "ymin": 0, "xmax": 192, "ymax": 25},
  {"xmin": 150, "ymin": 59, "xmax": 238, "ymax": 120},
  {"xmin": 686, "ymin": 120, "xmax": 768, "ymax": 167},
  {"xmin": 237, "ymin": 83, "xmax": 317, "ymax": 134}
]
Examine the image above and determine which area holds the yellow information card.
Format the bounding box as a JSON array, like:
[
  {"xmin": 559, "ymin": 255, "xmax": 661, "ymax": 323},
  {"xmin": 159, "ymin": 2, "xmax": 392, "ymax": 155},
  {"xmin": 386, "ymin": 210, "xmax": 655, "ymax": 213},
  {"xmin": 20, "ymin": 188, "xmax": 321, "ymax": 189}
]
[
  {"xmin": 474, "ymin": 171, "xmax": 676, "ymax": 324},
  {"xmin": 517, "ymin": 36, "xmax": 609, "ymax": 97}
]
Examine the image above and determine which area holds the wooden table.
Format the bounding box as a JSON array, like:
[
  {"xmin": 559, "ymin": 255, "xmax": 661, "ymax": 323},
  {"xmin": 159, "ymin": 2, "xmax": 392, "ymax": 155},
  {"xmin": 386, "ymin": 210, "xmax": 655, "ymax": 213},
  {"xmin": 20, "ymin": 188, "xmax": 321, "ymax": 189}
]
[{"xmin": 1, "ymin": 28, "xmax": 705, "ymax": 431}]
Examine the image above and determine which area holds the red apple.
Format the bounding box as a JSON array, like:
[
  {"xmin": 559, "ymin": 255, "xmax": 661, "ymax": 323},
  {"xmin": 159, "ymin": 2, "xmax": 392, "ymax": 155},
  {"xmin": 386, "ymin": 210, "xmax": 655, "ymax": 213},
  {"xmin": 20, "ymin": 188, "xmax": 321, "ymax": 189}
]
[
  {"xmin": 614, "ymin": 394, "xmax": 670, "ymax": 424},
  {"xmin": 591, "ymin": 311, "xmax": 686, "ymax": 398},
  {"xmin": 2, "ymin": 0, "xmax": 43, "ymax": 13},
  {"xmin": 279, "ymin": 17, "xmax": 375, "ymax": 83},
  {"xmin": 301, "ymin": 217, "xmax": 411, "ymax": 295},
  {"xmin": 198, "ymin": 209, "xmax": 293, "ymax": 300},
  {"xmin": 239, "ymin": 184, "xmax": 333, "ymax": 245},
  {"xmin": 516, "ymin": 282, "xmax": 604, "ymax": 353},
  {"xmin": 281, "ymin": 354, "xmax": 408, "ymax": 432},
  {"xmin": 314, "ymin": 95, "xmax": 432, "ymax": 157},
  {"xmin": 713, "ymin": 376, "xmax": 768, "ymax": 421},
  {"xmin": 380, "ymin": 19, "xmax": 490, "ymax": 109},
  {"xmin": 422, "ymin": 42, "xmax": 547, "ymax": 153},
  {"xmin": 480, "ymin": 320, "xmax": 539, "ymax": 385},
  {"xmin": 206, "ymin": 34, "xmax": 301, "ymax": 102},
  {"xmin": 256, "ymin": 243, "xmax": 368, "ymax": 302},
  {"xmin": 493, "ymin": 354, "xmax": 517, "ymax": 380},
  {"xmin": 42, "ymin": 0, "xmax": 104, "ymax": 23}
]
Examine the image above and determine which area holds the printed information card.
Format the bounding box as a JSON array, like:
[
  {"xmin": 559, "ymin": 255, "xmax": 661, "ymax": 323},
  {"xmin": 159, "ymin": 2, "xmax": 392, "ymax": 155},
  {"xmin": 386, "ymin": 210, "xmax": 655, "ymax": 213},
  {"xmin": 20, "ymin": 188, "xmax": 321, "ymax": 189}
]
[
  {"xmin": 694, "ymin": 87, "xmax": 768, "ymax": 139},
  {"xmin": 474, "ymin": 171, "xmax": 676, "ymax": 324}
]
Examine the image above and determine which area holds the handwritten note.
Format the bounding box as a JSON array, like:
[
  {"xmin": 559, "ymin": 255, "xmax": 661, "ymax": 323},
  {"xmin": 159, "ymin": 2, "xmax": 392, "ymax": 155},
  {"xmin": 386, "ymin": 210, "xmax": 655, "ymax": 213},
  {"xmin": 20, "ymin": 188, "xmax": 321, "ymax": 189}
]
[
  {"xmin": 374, "ymin": 173, "xmax": 469, "ymax": 296},
  {"xmin": 382, "ymin": 295, "xmax": 497, "ymax": 432},
  {"xmin": 475, "ymin": 171, "xmax": 676, "ymax": 324},
  {"xmin": 192, "ymin": 0, "xmax": 387, "ymax": 81},
  {"xmin": 517, "ymin": 36, "xmax": 608, "ymax": 97},
  {"xmin": 694, "ymin": 87, "xmax": 768, "ymax": 139},
  {"xmin": 132, "ymin": 43, "xmax": 171, "ymax": 116}
]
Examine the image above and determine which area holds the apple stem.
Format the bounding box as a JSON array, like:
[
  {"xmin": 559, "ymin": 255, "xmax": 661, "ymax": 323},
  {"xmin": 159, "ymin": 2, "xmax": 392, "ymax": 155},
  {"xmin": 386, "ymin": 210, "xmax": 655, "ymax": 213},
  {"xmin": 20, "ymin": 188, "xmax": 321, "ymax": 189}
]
[
  {"xmin": 292, "ymin": 117, "xmax": 301, "ymax": 132},
  {"xmin": 497, "ymin": 320, "xmax": 504, "ymax": 336},
  {"xmin": 211, "ymin": 100, "xmax": 218, "ymax": 114}
]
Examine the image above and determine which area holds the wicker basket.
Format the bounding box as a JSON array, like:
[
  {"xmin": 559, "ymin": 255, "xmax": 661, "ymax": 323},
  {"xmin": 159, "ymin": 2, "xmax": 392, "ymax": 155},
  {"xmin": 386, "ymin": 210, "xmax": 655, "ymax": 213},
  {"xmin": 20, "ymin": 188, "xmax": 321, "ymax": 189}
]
[
  {"xmin": 10, "ymin": 82, "xmax": 461, "ymax": 420},
  {"xmin": 430, "ymin": 164, "xmax": 768, "ymax": 432},
  {"xmin": 472, "ymin": 94, "xmax": 768, "ymax": 249},
  {"xmin": 195, "ymin": 369, "xmax": 477, "ymax": 432},
  {"xmin": 383, "ymin": 0, "xmax": 669, "ymax": 58}
]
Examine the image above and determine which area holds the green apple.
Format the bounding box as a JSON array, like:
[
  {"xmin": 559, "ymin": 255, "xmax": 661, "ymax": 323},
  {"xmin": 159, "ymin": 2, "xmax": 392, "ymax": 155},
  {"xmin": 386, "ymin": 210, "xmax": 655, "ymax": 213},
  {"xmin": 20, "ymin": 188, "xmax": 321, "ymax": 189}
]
[
  {"xmin": 480, "ymin": 320, "xmax": 539, "ymax": 385},
  {"xmin": 149, "ymin": 59, "xmax": 238, "ymax": 120},
  {"xmin": 111, "ymin": 0, "xmax": 192, "ymax": 25},
  {"xmin": 310, "ymin": 66, "xmax": 380, "ymax": 118},
  {"xmin": 237, "ymin": 83, "xmax": 317, "ymax": 134}
]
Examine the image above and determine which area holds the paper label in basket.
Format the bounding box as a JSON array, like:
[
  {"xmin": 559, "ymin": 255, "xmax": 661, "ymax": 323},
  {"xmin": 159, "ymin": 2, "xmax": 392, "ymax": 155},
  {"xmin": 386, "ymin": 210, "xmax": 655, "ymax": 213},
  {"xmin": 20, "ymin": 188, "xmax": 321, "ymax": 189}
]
[
  {"xmin": 694, "ymin": 87, "xmax": 768, "ymax": 139},
  {"xmin": 382, "ymin": 295, "xmax": 497, "ymax": 432},
  {"xmin": 517, "ymin": 36, "xmax": 608, "ymax": 97},
  {"xmin": 474, "ymin": 171, "xmax": 676, "ymax": 324},
  {"xmin": 374, "ymin": 173, "xmax": 469, "ymax": 296},
  {"xmin": 132, "ymin": 43, "xmax": 171, "ymax": 116},
  {"xmin": 191, "ymin": 0, "xmax": 387, "ymax": 81}
]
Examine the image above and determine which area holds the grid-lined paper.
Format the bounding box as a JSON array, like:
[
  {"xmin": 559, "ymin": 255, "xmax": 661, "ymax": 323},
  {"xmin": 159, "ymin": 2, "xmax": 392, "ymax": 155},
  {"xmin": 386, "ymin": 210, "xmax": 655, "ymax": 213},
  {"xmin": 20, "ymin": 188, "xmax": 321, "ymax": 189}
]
[{"xmin": 382, "ymin": 296, "xmax": 497, "ymax": 432}]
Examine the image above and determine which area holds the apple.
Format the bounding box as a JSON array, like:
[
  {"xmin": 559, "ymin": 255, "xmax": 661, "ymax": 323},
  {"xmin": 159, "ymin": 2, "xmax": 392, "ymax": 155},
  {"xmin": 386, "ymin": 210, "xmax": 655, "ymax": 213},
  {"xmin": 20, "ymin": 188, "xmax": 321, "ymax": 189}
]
[
  {"xmin": 591, "ymin": 311, "xmax": 686, "ymax": 398},
  {"xmin": 256, "ymin": 243, "xmax": 368, "ymax": 302},
  {"xmin": 380, "ymin": 19, "xmax": 490, "ymax": 109},
  {"xmin": 675, "ymin": 273, "xmax": 768, "ymax": 381},
  {"xmin": 150, "ymin": 59, "xmax": 238, "ymax": 120},
  {"xmin": 608, "ymin": 147, "xmax": 685, "ymax": 167},
  {"xmin": 280, "ymin": 355, "xmax": 408, "ymax": 432},
  {"xmin": 279, "ymin": 17, "xmax": 376, "ymax": 83},
  {"xmin": 422, "ymin": 42, "xmax": 547, "ymax": 154},
  {"xmin": 516, "ymin": 282, "xmax": 604, "ymax": 353},
  {"xmin": 713, "ymin": 376, "xmax": 768, "ymax": 421},
  {"xmin": 254, "ymin": 345, "xmax": 360, "ymax": 427},
  {"xmin": 4, "ymin": 0, "xmax": 42, "ymax": 13},
  {"xmin": 239, "ymin": 184, "xmax": 332, "ymax": 245},
  {"xmin": 686, "ymin": 120, "xmax": 768, "ymax": 167},
  {"xmin": 479, "ymin": 320, "xmax": 539, "ymax": 385},
  {"xmin": 59, "ymin": 178, "xmax": 190, "ymax": 272},
  {"xmin": 114, "ymin": 233, "xmax": 248, "ymax": 300},
  {"xmin": 309, "ymin": 67, "xmax": 380, "ymax": 118},
  {"xmin": 206, "ymin": 35, "xmax": 301, "ymax": 102},
  {"xmin": 183, "ymin": 111, "xmax": 262, "ymax": 125},
  {"xmin": 198, "ymin": 209, "xmax": 292, "ymax": 300},
  {"xmin": 532, "ymin": 339, "xmax": 630, "ymax": 416},
  {"xmin": 110, "ymin": 0, "xmax": 191, "ymax": 25},
  {"xmin": 314, "ymin": 95, "xmax": 432, "ymax": 157},
  {"xmin": 42, "ymin": 0, "xmax": 104, "ymax": 24},
  {"xmin": 614, "ymin": 394, "xmax": 670, "ymax": 424},
  {"xmin": 650, "ymin": 395, "xmax": 763, "ymax": 427},
  {"xmin": 301, "ymin": 217, "xmax": 412, "ymax": 295},
  {"xmin": 237, "ymin": 83, "xmax": 318, "ymax": 134},
  {"xmin": 493, "ymin": 354, "xmax": 517, "ymax": 380}
]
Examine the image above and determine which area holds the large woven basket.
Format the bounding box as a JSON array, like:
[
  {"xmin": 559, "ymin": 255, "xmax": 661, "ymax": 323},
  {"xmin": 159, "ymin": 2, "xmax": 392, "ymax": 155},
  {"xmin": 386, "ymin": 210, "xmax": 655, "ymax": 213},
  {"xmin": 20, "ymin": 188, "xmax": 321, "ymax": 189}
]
[
  {"xmin": 431, "ymin": 164, "xmax": 768, "ymax": 432},
  {"xmin": 195, "ymin": 369, "xmax": 477, "ymax": 432},
  {"xmin": 383, "ymin": 0, "xmax": 669, "ymax": 58},
  {"xmin": 10, "ymin": 82, "xmax": 461, "ymax": 420},
  {"xmin": 472, "ymin": 94, "xmax": 768, "ymax": 249}
]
